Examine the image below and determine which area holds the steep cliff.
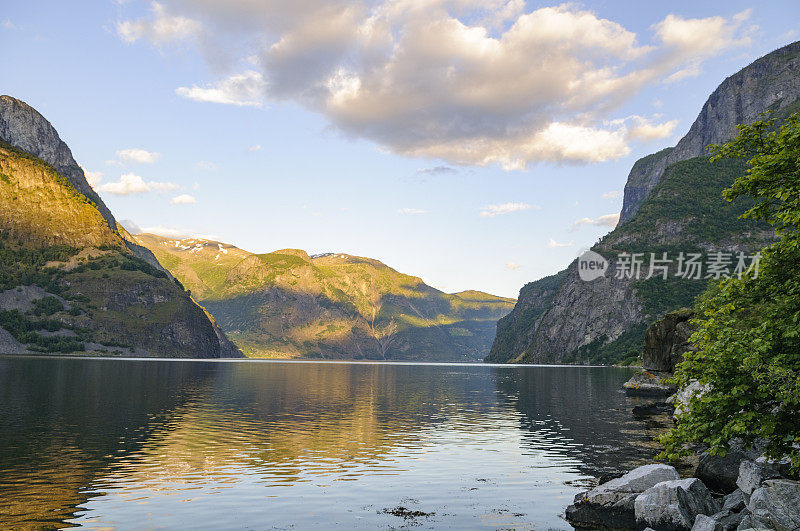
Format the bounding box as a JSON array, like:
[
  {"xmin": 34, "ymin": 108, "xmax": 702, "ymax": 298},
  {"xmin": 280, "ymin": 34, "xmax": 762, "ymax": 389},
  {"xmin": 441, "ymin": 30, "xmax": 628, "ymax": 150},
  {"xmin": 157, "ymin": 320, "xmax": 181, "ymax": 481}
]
[
  {"xmin": 136, "ymin": 233, "xmax": 515, "ymax": 361},
  {"xmin": 0, "ymin": 97, "xmax": 241, "ymax": 358},
  {"xmin": 488, "ymin": 42, "xmax": 800, "ymax": 365}
]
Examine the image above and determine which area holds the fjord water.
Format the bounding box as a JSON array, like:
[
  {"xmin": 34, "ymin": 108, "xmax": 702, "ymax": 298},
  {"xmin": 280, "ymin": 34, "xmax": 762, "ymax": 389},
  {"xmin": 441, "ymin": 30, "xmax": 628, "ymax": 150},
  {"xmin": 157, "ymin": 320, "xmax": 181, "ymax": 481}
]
[{"xmin": 0, "ymin": 358, "xmax": 662, "ymax": 529}]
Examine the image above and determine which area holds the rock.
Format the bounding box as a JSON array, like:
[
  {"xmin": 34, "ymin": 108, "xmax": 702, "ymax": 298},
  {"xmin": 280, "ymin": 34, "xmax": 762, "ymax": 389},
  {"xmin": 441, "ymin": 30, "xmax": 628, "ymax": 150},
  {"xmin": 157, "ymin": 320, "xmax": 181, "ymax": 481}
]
[
  {"xmin": 671, "ymin": 380, "xmax": 710, "ymax": 416},
  {"xmin": 693, "ymin": 514, "xmax": 718, "ymax": 531},
  {"xmin": 635, "ymin": 478, "xmax": 721, "ymax": 530},
  {"xmin": 746, "ymin": 479, "xmax": 800, "ymax": 530},
  {"xmin": 624, "ymin": 370, "xmax": 677, "ymax": 397},
  {"xmin": 566, "ymin": 464, "xmax": 681, "ymax": 529},
  {"xmin": 737, "ymin": 461, "xmax": 781, "ymax": 496},
  {"xmin": 755, "ymin": 456, "xmax": 793, "ymax": 479},
  {"xmin": 697, "ymin": 440, "xmax": 764, "ymax": 494},
  {"xmin": 723, "ymin": 490, "xmax": 747, "ymax": 513},
  {"xmin": 642, "ymin": 308, "xmax": 695, "ymax": 372}
]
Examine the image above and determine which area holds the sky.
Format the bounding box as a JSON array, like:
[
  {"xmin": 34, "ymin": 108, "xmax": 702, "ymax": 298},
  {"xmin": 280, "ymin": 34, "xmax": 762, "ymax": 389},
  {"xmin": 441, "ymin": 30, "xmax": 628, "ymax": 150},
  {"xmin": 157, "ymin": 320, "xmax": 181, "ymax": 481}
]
[{"xmin": 2, "ymin": 1, "xmax": 799, "ymax": 298}]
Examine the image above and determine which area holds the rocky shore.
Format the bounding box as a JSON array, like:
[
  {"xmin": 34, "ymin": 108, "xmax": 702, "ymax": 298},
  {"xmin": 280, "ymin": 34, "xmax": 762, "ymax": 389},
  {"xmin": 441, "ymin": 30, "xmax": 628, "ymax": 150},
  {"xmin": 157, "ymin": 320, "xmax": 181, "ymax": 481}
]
[{"xmin": 565, "ymin": 311, "xmax": 799, "ymax": 530}]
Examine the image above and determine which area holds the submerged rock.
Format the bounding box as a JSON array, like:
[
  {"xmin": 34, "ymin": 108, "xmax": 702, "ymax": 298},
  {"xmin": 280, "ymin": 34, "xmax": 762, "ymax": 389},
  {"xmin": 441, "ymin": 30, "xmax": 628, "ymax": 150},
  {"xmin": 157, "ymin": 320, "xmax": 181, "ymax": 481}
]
[
  {"xmin": 566, "ymin": 464, "xmax": 680, "ymax": 529},
  {"xmin": 634, "ymin": 478, "xmax": 720, "ymax": 530},
  {"xmin": 624, "ymin": 370, "xmax": 677, "ymax": 397}
]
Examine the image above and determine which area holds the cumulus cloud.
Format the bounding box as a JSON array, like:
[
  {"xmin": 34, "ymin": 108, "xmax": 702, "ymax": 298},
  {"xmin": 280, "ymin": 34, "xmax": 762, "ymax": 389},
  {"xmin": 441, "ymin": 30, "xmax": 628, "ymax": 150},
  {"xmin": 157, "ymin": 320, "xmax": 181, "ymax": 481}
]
[
  {"xmin": 117, "ymin": 2, "xmax": 201, "ymax": 44},
  {"xmin": 176, "ymin": 71, "xmax": 266, "ymax": 106},
  {"xmin": 116, "ymin": 148, "xmax": 161, "ymax": 164},
  {"xmin": 170, "ymin": 194, "xmax": 197, "ymax": 204},
  {"xmin": 99, "ymin": 173, "xmax": 178, "ymax": 195},
  {"xmin": 139, "ymin": 226, "xmax": 197, "ymax": 238},
  {"xmin": 248, "ymin": 144, "xmax": 262, "ymax": 151},
  {"xmin": 118, "ymin": 2, "xmax": 755, "ymax": 168},
  {"xmin": 571, "ymin": 212, "xmax": 620, "ymax": 230},
  {"xmin": 505, "ymin": 261, "xmax": 521, "ymax": 271},
  {"xmin": 627, "ymin": 116, "xmax": 679, "ymax": 141},
  {"xmin": 547, "ymin": 238, "xmax": 573, "ymax": 248},
  {"xmin": 83, "ymin": 170, "xmax": 104, "ymax": 188},
  {"xmin": 398, "ymin": 207, "xmax": 428, "ymax": 214},
  {"xmin": 479, "ymin": 202, "xmax": 536, "ymax": 218},
  {"xmin": 602, "ymin": 190, "xmax": 621, "ymax": 200}
]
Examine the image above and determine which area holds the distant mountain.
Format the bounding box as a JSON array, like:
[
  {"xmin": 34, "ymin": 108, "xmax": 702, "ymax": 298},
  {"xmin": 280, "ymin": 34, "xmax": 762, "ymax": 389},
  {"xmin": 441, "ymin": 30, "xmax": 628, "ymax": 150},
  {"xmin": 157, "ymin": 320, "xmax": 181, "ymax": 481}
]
[
  {"xmin": 0, "ymin": 95, "xmax": 241, "ymax": 358},
  {"xmin": 488, "ymin": 42, "xmax": 800, "ymax": 365},
  {"xmin": 135, "ymin": 233, "xmax": 515, "ymax": 361}
]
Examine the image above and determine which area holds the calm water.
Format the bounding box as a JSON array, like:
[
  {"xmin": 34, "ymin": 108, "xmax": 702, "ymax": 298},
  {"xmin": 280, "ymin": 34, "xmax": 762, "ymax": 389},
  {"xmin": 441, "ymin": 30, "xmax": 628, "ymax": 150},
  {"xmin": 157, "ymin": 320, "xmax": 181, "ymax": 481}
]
[{"xmin": 0, "ymin": 357, "xmax": 666, "ymax": 530}]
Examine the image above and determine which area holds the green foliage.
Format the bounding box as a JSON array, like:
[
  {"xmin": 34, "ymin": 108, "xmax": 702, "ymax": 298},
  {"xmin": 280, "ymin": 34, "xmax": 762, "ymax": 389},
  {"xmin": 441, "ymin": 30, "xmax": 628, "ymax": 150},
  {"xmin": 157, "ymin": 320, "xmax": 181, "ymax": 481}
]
[
  {"xmin": 0, "ymin": 309, "xmax": 85, "ymax": 353},
  {"xmin": 30, "ymin": 296, "xmax": 64, "ymax": 316},
  {"xmin": 660, "ymin": 112, "xmax": 800, "ymax": 469},
  {"xmin": 0, "ymin": 241, "xmax": 77, "ymax": 292}
]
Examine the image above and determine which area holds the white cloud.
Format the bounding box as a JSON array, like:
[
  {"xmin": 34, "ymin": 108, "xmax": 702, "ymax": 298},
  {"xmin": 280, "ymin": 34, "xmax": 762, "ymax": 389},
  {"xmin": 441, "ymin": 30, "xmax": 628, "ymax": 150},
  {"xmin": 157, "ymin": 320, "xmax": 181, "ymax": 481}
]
[
  {"xmin": 505, "ymin": 262, "xmax": 521, "ymax": 271},
  {"xmin": 118, "ymin": 3, "xmax": 755, "ymax": 168},
  {"xmin": 627, "ymin": 116, "xmax": 679, "ymax": 141},
  {"xmin": 417, "ymin": 166, "xmax": 457, "ymax": 176},
  {"xmin": 602, "ymin": 190, "xmax": 621, "ymax": 200},
  {"xmin": 83, "ymin": 170, "xmax": 104, "ymax": 188},
  {"xmin": 248, "ymin": 144, "xmax": 262, "ymax": 151},
  {"xmin": 117, "ymin": 2, "xmax": 202, "ymax": 45},
  {"xmin": 116, "ymin": 148, "xmax": 161, "ymax": 164},
  {"xmin": 547, "ymin": 238, "xmax": 573, "ymax": 248},
  {"xmin": 571, "ymin": 212, "xmax": 620, "ymax": 230},
  {"xmin": 479, "ymin": 202, "xmax": 537, "ymax": 218},
  {"xmin": 139, "ymin": 225, "xmax": 196, "ymax": 238},
  {"xmin": 99, "ymin": 173, "xmax": 178, "ymax": 196},
  {"xmin": 196, "ymin": 160, "xmax": 217, "ymax": 171},
  {"xmin": 2, "ymin": 18, "xmax": 16, "ymax": 30},
  {"xmin": 176, "ymin": 71, "xmax": 266, "ymax": 107},
  {"xmin": 170, "ymin": 194, "xmax": 197, "ymax": 204},
  {"xmin": 398, "ymin": 207, "xmax": 428, "ymax": 215}
]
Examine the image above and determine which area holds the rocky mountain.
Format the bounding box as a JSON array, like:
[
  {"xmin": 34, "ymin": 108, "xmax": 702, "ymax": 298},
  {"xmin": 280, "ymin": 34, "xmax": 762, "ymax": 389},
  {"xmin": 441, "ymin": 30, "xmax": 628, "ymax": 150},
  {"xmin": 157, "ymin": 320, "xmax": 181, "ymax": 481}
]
[
  {"xmin": 0, "ymin": 95, "xmax": 241, "ymax": 358},
  {"xmin": 135, "ymin": 233, "xmax": 515, "ymax": 361},
  {"xmin": 488, "ymin": 42, "xmax": 800, "ymax": 365}
]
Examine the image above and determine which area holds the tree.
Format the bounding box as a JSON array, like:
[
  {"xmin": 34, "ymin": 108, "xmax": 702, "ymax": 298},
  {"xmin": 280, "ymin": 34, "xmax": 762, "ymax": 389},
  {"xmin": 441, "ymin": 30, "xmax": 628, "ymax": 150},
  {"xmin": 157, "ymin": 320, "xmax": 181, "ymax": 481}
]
[{"xmin": 659, "ymin": 113, "xmax": 800, "ymax": 469}]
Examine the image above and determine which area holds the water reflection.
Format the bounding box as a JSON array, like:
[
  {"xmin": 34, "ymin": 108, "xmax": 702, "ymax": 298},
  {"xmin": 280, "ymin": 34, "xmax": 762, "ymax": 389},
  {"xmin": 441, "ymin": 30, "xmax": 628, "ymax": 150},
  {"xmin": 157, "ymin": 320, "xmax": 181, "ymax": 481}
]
[{"xmin": 0, "ymin": 358, "xmax": 659, "ymax": 529}]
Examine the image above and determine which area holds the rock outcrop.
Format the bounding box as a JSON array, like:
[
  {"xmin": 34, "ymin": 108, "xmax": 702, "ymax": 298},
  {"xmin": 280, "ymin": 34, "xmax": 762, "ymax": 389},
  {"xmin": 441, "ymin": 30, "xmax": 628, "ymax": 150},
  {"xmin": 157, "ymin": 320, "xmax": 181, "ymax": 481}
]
[
  {"xmin": 488, "ymin": 42, "xmax": 799, "ymax": 365},
  {"xmin": 566, "ymin": 464, "xmax": 681, "ymax": 529},
  {"xmin": 634, "ymin": 478, "xmax": 720, "ymax": 530}
]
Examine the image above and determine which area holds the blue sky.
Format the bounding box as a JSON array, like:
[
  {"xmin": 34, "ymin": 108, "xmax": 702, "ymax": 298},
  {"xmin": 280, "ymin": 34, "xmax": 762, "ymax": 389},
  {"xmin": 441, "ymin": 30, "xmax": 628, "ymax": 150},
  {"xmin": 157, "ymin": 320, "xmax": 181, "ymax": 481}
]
[{"xmin": 2, "ymin": 1, "xmax": 798, "ymax": 297}]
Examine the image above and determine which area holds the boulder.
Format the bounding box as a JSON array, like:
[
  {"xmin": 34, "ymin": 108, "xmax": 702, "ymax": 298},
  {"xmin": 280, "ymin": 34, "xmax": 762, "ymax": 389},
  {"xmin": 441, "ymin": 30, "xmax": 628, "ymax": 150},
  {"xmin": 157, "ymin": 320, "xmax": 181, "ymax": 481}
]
[
  {"xmin": 624, "ymin": 370, "xmax": 677, "ymax": 397},
  {"xmin": 737, "ymin": 460, "xmax": 781, "ymax": 496},
  {"xmin": 697, "ymin": 440, "xmax": 764, "ymax": 494},
  {"xmin": 635, "ymin": 478, "xmax": 721, "ymax": 530},
  {"xmin": 723, "ymin": 490, "xmax": 747, "ymax": 513},
  {"xmin": 691, "ymin": 509, "xmax": 747, "ymax": 531},
  {"xmin": 746, "ymin": 479, "xmax": 800, "ymax": 530},
  {"xmin": 566, "ymin": 464, "xmax": 681, "ymax": 529},
  {"xmin": 671, "ymin": 380, "xmax": 710, "ymax": 416},
  {"xmin": 642, "ymin": 308, "xmax": 695, "ymax": 372}
]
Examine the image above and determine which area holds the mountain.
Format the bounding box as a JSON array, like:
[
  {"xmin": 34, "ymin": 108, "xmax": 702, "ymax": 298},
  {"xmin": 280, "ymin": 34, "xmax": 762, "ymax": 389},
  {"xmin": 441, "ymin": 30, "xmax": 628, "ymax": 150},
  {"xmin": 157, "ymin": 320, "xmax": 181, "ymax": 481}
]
[
  {"xmin": 0, "ymin": 95, "xmax": 241, "ymax": 358},
  {"xmin": 488, "ymin": 41, "xmax": 800, "ymax": 365},
  {"xmin": 135, "ymin": 233, "xmax": 515, "ymax": 361}
]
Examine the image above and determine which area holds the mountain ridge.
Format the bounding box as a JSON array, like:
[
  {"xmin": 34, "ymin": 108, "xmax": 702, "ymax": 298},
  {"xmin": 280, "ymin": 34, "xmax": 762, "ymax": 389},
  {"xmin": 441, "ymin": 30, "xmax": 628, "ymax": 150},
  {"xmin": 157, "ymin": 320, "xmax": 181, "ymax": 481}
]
[
  {"xmin": 135, "ymin": 233, "xmax": 515, "ymax": 361},
  {"xmin": 487, "ymin": 42, "xmax": 798, "ymax": 365}
]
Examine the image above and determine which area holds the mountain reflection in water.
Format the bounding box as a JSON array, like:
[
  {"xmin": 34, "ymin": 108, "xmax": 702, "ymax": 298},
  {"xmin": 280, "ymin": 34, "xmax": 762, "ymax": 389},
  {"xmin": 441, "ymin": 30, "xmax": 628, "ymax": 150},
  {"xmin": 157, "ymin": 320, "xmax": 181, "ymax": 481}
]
[{"xmin": 0, "ymin": 358, "xmax": 667, "ymax": 529}]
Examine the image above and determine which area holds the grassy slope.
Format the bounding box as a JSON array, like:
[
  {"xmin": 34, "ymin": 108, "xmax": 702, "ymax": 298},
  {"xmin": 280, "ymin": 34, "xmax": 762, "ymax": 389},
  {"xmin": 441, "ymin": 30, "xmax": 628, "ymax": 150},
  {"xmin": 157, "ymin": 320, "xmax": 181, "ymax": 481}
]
[
  {"xmin": 0, "ymin": 144, "xmax": 231, "ymax": 357},
  {"xmin": 137, "ymin": 235, "xmax": 516, "ymax": 361}
]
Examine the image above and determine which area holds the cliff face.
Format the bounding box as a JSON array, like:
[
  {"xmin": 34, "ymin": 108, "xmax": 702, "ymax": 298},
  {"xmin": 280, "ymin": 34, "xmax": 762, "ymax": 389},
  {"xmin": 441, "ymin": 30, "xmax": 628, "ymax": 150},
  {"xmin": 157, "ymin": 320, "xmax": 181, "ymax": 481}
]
[
  {"xmin": 489, "ymin": 42, "xmax": 799, "ymax": 365},
  {"xmin": 620, "ymin": 41, "xmax": 800, "ymax": 223},
  {"xmin": 0, "ymin": 95, "xmax": 116, "ymax": 228},
  {"xmin": 0, "ymin": 97, "xmax": 241, "ymax": 358},
  {"xmin": 136, "ymin": 233, "xmax": 515, "ymax": 361}
]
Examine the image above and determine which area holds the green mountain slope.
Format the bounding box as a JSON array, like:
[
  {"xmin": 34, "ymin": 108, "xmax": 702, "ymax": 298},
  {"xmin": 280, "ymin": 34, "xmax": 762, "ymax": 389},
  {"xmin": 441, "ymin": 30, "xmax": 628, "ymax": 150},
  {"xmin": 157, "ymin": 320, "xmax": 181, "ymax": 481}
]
[
  {"xmin": 135, "ymin": 234, "xmax": 515, "ymax": 361},
  {"xmin": 0, "ymin": 100, "xmax": 241, "ymax": 358}
]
